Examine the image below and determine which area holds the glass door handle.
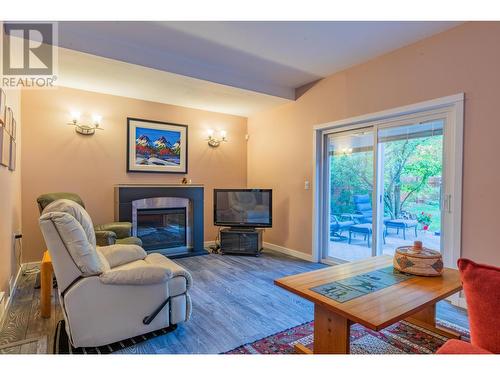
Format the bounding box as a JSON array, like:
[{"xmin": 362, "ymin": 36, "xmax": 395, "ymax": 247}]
[{"xmin": 443, "ymin": 194, "xmax": 452, "ymax": 213}]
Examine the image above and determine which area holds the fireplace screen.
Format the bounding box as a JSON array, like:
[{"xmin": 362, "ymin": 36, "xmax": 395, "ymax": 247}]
[{"xmin": 136, "ymin": 207, "xmax": 187, "ymax": 251}]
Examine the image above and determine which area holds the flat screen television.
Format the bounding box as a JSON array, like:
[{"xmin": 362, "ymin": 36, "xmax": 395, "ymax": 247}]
[{"xmin": 214, "ymin": 189, "xmax": 272, "ymax": 228}]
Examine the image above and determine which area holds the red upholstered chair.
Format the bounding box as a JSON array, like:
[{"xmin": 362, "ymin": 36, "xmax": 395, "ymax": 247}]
[
  {"xmin": 436, "ymin": 258, "xmax": 500, "ymax": 354},
  {"xmin": 436, "ymin": 339, "xmax": 491, "ymax": 354}
]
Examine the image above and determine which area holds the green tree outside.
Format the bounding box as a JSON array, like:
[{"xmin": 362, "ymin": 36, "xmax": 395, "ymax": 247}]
[{"xmin": 330, "ymin": 135, "xmax": 443, "ymax": 231}]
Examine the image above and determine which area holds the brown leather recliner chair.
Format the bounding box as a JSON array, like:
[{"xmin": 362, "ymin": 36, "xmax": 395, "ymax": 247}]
[{"xmin": 37, "ymin": 192, "xmax": 142, "ymax": 247}]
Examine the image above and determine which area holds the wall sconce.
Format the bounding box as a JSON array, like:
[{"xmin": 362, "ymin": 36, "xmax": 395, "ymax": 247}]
[
  {"xmin": 207, "ymin": 129, "xmax": 227, "ymax": 148},
  {"xmin": 68, "ymin": 111, "xmax": 103, "ymax": 135}
]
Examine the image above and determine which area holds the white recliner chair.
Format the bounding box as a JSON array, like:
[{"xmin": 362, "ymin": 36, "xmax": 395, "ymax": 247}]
[{"xmin": 39, "ymin": 199, "xmax": 192, "ymax": 348}]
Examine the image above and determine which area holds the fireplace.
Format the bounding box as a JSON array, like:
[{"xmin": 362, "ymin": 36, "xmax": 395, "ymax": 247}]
[
  {"xmin": 137, "ymin": 208, "xmax": 187, "ymax": 251},
  {"xmin": 131, "ymin": 196, "xmax": 193, "ymax": 256},
  {"xmin": 115, "ymin": 184, "xmax": 206, "ymax": 258}
]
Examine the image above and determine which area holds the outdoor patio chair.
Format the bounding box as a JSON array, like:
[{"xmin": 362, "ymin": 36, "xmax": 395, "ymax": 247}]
[
  {"xmin": 353, "ymin": 194, "xmax": 418, "ymax": 240},
  {"xmin": 384, "ymin": 219, "xmax": 418, "ymax": 240},
  {"xmin": 353, "ymin": 194, "xmax": 373, "ymax": 223},
  {"xmin": 330, "ymin": 214, "xmax": 355, "ymax": 239},
  {"xmin": 348, "ymin": 223, "xmax": 386, "ymax": 247},
  {"xmin": 352, "ymin": 194, "xmax": 391, "ymax": 224}
]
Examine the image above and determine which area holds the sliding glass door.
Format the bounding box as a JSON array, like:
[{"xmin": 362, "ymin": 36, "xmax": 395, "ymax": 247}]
[
  {"xmin": 327, "ymin": 128, "xmax": 376, "ymax": 261},
  {"xmin": 375, "ymin": 119, "xmax": 444, "ymax": 257},
  {"xmin": 323, "ymin": 113, "xmax": 449, "ymax": 263}
]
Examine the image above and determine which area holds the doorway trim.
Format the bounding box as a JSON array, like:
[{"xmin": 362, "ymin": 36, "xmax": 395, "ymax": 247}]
[{"xmin": 312, "ymin": 93, "xmax": 464, "ymax": 268}]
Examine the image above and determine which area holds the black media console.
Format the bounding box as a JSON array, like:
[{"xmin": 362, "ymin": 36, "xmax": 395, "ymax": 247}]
[{"xmin": 220, "ymin": 228, "xmax": 263, "ymax": 256}]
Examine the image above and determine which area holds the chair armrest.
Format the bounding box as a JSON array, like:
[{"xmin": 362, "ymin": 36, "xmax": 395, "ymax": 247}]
[
  {"xmin": 94, "ymin": 222, "xmax": 132, "ymax": 239},
  {"xmin": 99, "ymin": 265, "xmax": 172, "ymax": 285},
  {"xmin": 95, "ymin": 230, "xmax": 117, "ymax": 246},
  {"xmin": 97, "ymin": 244, "xmax": 147, "ymax": 268},
  {"xmin": 145, "ymin": 253, "xmax": 193, "ymax": 290}
]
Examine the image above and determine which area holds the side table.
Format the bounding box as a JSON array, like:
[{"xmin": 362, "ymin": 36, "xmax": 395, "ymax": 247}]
[{"xmin": 40, "ymin": 250, "xmax": 53, "ymax": 319}]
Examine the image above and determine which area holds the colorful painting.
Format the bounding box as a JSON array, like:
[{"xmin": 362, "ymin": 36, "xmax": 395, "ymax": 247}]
[
  {"xmin": 127, "ymin": 118, "xmax": 188, "ymax": 173},
  {"xmin": 311, "ymin": 267, "xmax": 414, "ymax": 303}
]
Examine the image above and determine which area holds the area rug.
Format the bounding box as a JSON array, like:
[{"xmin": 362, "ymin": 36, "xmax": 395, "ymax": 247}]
[
  {"xmin": 53, "ymin": 320, "xmax": 177, "ymax": 354},
  {"xmin": 225, "ymin": 319, "xmax": 470, "ymax": 354}
]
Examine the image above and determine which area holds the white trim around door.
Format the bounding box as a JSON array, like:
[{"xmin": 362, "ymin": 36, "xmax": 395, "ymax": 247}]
[{"xmin": 312, "ymin": 93, "xmax": 464, "ymax": 269}]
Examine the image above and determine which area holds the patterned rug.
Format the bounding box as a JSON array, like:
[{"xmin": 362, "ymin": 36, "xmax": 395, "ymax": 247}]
[{"xmin": 225, "ymin": 319, "xmax": 470, "ymax": 354}]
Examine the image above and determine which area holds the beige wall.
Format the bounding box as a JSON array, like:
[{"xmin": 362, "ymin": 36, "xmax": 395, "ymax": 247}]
[
  {"xmin": 16, "ymin": 22, "xmax": 500, "ymax": 267},
  {"xmin": 21, "ymin": 87, "xmax": 247, "ymax": 262},
  {"xmin": 0, "ymin": 88, "xmax": 22, "ymax": 296},
  {"xmin": 248, "ymin": 22, "xmax": 500, "ymax": 266}
]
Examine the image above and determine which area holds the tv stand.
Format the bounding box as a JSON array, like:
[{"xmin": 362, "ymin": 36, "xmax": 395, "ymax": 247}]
[
  {"xmin": 227, "ymin": 227, "xmax": 256, "ymax": 232},
  {"xmin": 220, "ymin": 228, "xmax": 263, "ymax": 256}
]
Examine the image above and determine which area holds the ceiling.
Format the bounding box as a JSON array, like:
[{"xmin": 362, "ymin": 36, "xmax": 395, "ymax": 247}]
[
  {"xmin": 56, "ymin": 47, "xmax": 288, "ymax": 117},
  {"xmin": 52, "ymin": 21, "xmax": 462, "ymax": 116}
]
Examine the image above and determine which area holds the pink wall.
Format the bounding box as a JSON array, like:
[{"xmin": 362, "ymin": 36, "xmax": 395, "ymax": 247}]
[
  {"xmin": 21, "ymin": 87, "xmax": 247, "ymax": 262},
  {"xmin": 248, "ymin": 22, "xmax": 500, "ymax": 266},
  {"xmin": 0, "ymin": 88, "xmax": 21, "ymax": 296}
]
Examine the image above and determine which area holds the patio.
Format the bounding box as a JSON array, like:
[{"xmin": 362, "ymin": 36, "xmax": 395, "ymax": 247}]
[
  {"xmin": 328, "ymin": 228, "xmax": 441, "ymax": 261},
  {"xmin": 326, "ymin": 121, "xmax": 443, "ymax": 262}
]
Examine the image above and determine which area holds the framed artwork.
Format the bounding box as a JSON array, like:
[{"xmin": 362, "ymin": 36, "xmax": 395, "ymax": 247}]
[
  {"xmin": 11, "ymin": 118, "xmax": 16, "ymax": 140},
  {"xmin": 0, "ymin": 127, "xmax": 9, "ymax": 167},
  {"xmin": 4, "ymin": 107, "xmax": 13, "ymax": 135},
  {"xmin": 127, "ymin": 117, "xmax": 188, "ymax": 174},
  {"xmin": 0, "ymin": 89, "xmax": 5, "ymax": 127},
  {"xmin": 8, "ymin": 138, "xmax": 16, "ymax": 171}
]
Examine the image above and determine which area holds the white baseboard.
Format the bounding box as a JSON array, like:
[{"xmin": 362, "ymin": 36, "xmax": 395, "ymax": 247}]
[
  {"xmin": 204, "ymin": 240, "xmax": 315, "ymax": 262},
  {"xmin": 263, "ymin": 242, "xmax": 314, "ymax": 262},
  {"xmin": 0, "ymin": 292, "xmax": 6, "ymax": 324},
  {"xmin": 9, "ymin": 264, "xmax": 23, "ymax": 298},
  {"xmin": 1, "ymin": 265, "xmax": 21, "ymax": 326},
  {"xmin": 1, "ymin": 262, "xmax": 39, "ymax": 326}
]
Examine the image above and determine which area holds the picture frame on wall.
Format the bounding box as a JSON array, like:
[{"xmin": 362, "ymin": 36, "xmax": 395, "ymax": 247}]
[
  {"xmin": 0, "ymin": 89, "xmax": 5, "ymax": 127},
  {"xmin": 127, "ymin": 117, "xmax": 188, "ymax": 174},
  {"xmin": 8, "ymin": 138, "xmax": 16, "ymax": 171},
  {"xmin": 0, "ymin": 126, "xmax": 10, "ymax": 167},
  {"xmin": 4, "ymin": 106, "xmax": 13, "ymax": 135},
  {"xmin": 11, "ymin": 118, "xmax": 16, "ymax": 140}
]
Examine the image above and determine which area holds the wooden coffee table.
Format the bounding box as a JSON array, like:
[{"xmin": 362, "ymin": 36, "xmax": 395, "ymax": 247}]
[{"xmin": 274, "ymin": 255, "xmax": 462, "ymax": 354}]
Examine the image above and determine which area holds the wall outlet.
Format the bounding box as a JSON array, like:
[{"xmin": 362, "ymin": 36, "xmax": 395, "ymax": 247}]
[{"xmin": 304, "ymin": 180, "xmax": 310, "ymax": 190}]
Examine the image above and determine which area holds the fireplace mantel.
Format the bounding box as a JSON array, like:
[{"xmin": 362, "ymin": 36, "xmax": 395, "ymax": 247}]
[
  {"xmin": 115, "ymin": 183, "xmax": 204, "ymax": 188},
  {"xmin": 114, "ymin": 184, "xmax": 206, "ymax": 258}
]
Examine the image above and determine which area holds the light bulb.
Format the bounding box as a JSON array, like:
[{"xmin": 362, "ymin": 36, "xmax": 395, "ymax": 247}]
[
  {"xmin": 220, "ymin": 130, "xmax": 227, "ymax": 139},
  {"xmin": 92, "ymin": 114, "xmax": 102, "ymax": 127},
  {"xmin": 70, "ymin": 111, "xmax": 81, "ymax": 124},
  {"xmin": 207, "ymin": 129, "xmax": 214, "ymax": 138}
]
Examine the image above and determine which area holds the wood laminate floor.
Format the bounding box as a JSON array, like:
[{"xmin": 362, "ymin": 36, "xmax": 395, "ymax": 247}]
[{"xmin": 0, "ymin": 250, "xmax": 469, "ymax": 354}]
